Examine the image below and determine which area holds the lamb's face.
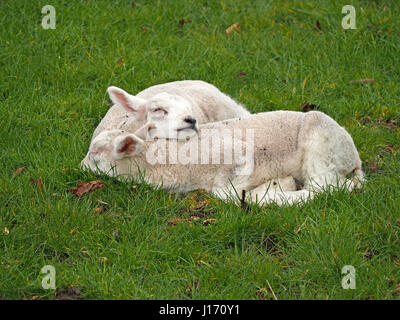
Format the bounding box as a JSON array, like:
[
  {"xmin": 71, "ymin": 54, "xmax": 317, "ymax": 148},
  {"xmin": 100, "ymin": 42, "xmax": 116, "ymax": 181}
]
[
  {"xmin": 107, "ymin": 87, "xmax": 199, "ymax": 140},
  {"xmin": 80, "ymin": 130, "xmax": 143, "ymax": 174},
  {"xmin": 145, "ymin": 92, "xmax": 198, "ymax": 139}
]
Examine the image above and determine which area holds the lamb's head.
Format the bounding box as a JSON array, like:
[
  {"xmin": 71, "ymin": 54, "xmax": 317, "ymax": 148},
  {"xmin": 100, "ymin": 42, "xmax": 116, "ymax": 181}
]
[
  {"xmin": 80, "ymin": 129, "xmax": 144, "ymax": 174},
  {"xmin": 146, "ymin": 92, "xmax": 198, "ymax": 139},
  {"xmin": 108, "ymin": 86, "xmax": 199, "ymax": 139}
]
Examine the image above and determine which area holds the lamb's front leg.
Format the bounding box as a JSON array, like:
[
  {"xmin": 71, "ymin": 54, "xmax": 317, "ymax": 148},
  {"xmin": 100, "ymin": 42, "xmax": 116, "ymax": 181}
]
[{"xmin": 248, "ymin": 184, "xmax": 314, "ymax": 206}]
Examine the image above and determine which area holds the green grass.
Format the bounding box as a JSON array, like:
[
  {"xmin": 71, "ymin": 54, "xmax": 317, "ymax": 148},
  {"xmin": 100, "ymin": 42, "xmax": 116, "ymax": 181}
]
[{"xmin": 1, "ymin": 0, "xmax": 400, "ymax": 299}]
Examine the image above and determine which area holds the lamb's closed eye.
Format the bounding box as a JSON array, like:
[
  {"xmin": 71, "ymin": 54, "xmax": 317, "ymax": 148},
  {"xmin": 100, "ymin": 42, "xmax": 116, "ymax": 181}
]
[{"xmin": 151, "ymin": 107, "xmax": 168, "ymax": 114}]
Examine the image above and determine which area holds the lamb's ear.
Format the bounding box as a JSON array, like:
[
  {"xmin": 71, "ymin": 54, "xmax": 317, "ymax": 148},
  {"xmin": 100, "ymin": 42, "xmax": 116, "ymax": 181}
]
[
  {"xmin": 113, "ymin": 134, "xmax": 144, "ymax": 159},
  {"xmin": 134, "ymin": 123, "xmax": 156, "ymax": 141},
  {"xmin": 107, "ymin": 86, "xmax": 147, "ymax": 120}
]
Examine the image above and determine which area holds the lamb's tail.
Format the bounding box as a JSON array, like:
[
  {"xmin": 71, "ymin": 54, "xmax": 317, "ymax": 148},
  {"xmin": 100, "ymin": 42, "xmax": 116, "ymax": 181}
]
[{"xmin": 351, "ymin": 167, "xmax": 365, "ymax": 189}]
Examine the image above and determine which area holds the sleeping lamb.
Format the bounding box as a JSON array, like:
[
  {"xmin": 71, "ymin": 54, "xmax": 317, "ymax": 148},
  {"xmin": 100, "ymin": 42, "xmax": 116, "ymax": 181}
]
[
  {"xmin": 92, "ymin": 80, "xmax": 250, "ymax": 141},
  {"xmin": 81, "ymin": 110, "xmax": 364, "ymax": 206}
]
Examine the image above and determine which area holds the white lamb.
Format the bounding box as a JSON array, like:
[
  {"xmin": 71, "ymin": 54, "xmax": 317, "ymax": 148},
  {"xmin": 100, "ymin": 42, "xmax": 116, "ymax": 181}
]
[
  {"xmin": 91, "ymin": 80, "xmax": 250, "ymax": 141},
  {"xmin": 81, "ymin": 111, "xmax": 364, "ymax": 206}
]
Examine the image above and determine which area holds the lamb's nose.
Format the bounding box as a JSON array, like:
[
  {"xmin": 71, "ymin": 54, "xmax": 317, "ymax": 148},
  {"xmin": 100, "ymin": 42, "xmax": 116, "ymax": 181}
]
[{"xmin": 184, "ymin": 117, "xmax": 197, "ymax": 125}]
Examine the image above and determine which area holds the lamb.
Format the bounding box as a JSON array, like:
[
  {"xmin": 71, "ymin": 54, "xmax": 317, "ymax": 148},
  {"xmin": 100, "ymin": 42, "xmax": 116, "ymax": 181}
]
[
  {"xmin": 81, "ymin": 110, "xmax": 364, "ymax": 206},
  {"xmin": 91, "ymin": 80, "xmax": 250, "ymax": 141}
]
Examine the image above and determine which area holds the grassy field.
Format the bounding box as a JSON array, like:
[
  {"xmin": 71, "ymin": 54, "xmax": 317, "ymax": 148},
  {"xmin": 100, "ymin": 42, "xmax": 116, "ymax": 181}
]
[{"xmin": 1, "ymin": 0, "xmax": 399, "ymax": 300}]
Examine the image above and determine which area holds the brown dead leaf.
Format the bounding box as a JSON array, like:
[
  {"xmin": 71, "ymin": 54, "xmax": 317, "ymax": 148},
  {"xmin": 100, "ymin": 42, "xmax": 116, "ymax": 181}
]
[
  {"xmin": 226, "ymin": 22, "xmax": 241, "ymax": 35},
  {"xmin": 131, "ymin": 1, "xmax": 136, "ymax": 8},
  {"xmin": 15, "ymin": 167, "xmax": 24, "ymax": 175},
  {"xmin": 168, "ymin": 217, "xmax": 185, "ymax": 226},
  {"xmin": 316, "ymin": 20, "xmax": 321, "ymax": 30},
  {"xmin": 365, "ymin": 160, "xmax": 383, "ymax": 174},
  {"xmin": 93, "ymin": 207, "xmax": 104, "ymax": 214},
  {"xmin": 203, "ymin": 218, "xmax": 217, "ymax": 226},
  {"xmin": 235, "ymin": 71, "xmax": 246, "ymax": 77},
  {"xmin": 364, "ymin": 249, "xmax": 374, "ymax": 260},
  {"xmin": 301, "ymin": 101, "xmax": 320, "ymax": 112},
  {"xmin": 379, "ymin": 118, "xmax": 399, "ymax": 131},
  {"xmin": 350, "ymin": 78, "xmax": 375, "ymax": 85},
  {"xmin": 168, "ymin": 217, "xmax": 195, "ymax": 227},
  {"xmin": 69, "ymin": 180, "xmax": 105, "ymax": 197},
  {"xmin": 54, "ymin": 287, "xmax": 82, "ymax": 300},
  {"xmin": 168, "ymin": 217, "xmax": 182, "ymax": 226},
  {"xmin": 30, "ymin": 177, "xmax": 43, "ymax": 188},
  {"xmin": 142, "ymin": 26, "xmax": 149, "ymax": 32},
  {"xmin": 178, "ymin": 19, "xmax": 192, "ymax": 28},
  {"xmin": 356, "ymin": 115, "xmax": 399, "ymax": 131},
  {"xmin": 58, "ymin": 252, "xmax": 70, "ymax": 263},
  {"xmin": 116, "ymin": 57, "xmax": 124, "ymax": 65}
]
